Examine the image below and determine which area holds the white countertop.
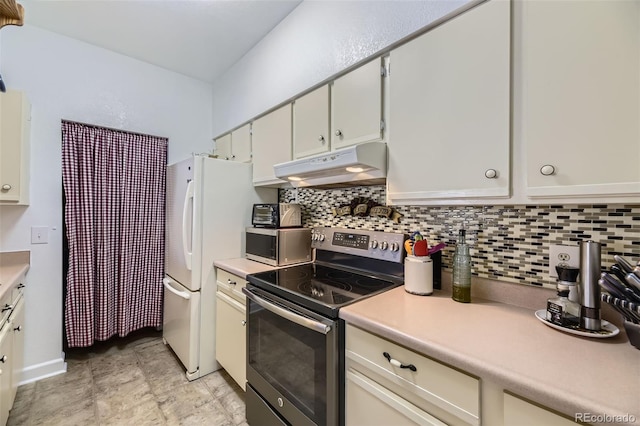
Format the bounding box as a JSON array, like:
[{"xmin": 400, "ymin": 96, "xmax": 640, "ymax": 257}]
[
  {"xmin": 213, "ymin": 257, "xmax": 279, "ymax": 279},
  {"xmin": 0, "ymin": 251, "xmax": 30, "ymax": 300},
  {"xmin": 340, "ymin": 285, "xmax": 640, "ymax": 425}
]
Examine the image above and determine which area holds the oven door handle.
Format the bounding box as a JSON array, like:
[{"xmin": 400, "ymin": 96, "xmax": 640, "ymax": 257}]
[{"xmin": 243, "ymin": 288, "xmax": 332, "ymax": 335}]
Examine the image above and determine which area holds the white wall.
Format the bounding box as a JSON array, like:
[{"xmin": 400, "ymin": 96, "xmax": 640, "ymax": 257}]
[
  {"xmin": 0, "ymin": 25, "xmax": 213, "ymax": 383},
  {"xmin": 211, "ymin": 0, "xmax": 470, "ymax": 136}
]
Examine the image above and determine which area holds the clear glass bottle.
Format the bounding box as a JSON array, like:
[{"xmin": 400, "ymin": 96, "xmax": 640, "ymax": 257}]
[
  {"xmin": 452, "ymin": 229, "xmax": 472, "ymax": 303},
  {"xmin": 546, "ymin": 284, "xmax": 580, "ymax": 328}
]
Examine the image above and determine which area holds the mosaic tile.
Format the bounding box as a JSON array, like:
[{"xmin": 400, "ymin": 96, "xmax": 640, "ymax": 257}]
[{"xmin": 281, "ymin": 186, "xmax": 640, "ymax": 288}]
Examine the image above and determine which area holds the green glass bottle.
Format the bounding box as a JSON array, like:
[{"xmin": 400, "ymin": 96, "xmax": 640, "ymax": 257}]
[{"xmin": 452, "ymin": 229, "xmax": 472, "ymax": 303}]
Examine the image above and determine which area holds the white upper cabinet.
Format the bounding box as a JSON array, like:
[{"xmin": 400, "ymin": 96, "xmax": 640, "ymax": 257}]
[
  {"xmin": 214, "ymin": 124, "xmax": 252, "ymax": 163},
  {"xmin": 231, "ymin": 124, "xmax": 252, "ymax": 163},
  {"xmin": 331, "ymin": 58, "xmax": 384, "ymax": 150},
  {"xmin": 520, "ymin": 0, "xmax": 640, "ymax": 199},
  {"xmin": 0, "ymin": 91, "xmax": 31, "ymax": 205},
  {"xmin": 293, "ymin": 85, "xmax": 330, "ymax": 159},
  {"xmin": 214, "ymin": 133, "xmax": 232, "ymax": 160},
  {"xmin": 252, "ymin": 104, "xmax": 292, "ymax": 186},
  {"xmin": 387, "ymin": 0, "xmax": 511, "ymax": 205}
]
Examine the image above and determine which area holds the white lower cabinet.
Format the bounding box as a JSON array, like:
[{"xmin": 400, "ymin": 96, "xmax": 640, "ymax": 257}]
[
  {"xmin": 9, "ymin": 296, "xmax": 24, "ymax": 407},
  {"xmin": 0, "ymin": 280, "xmax": 24, "ymax": 426},
  {"xmin": 503, "ymin": 393, "xmax": 580, "ymax": 426},
  {"xmin": 345, "ymin": 324, "xmax": 590, "ymax": 426},
  {"xmin": 345, "ymin": 325, "xmax": 480, "ymax": 426},
  {"xmin": 215, "ymin": 269, "xmax": 247, "ymax": 390},
  {"xmin": 0, "ymin": 321, "xmax": 12, "ymax": 426}
]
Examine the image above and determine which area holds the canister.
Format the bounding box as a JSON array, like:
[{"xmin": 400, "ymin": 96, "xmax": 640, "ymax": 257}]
[{"xmin": 404, "ymin": 255, "xmax": 433, "ymax": 296}]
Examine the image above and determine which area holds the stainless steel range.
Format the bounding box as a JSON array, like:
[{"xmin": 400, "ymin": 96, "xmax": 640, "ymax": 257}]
[{"xmin": 243, "ymin": 227, "xmax": 407, "ymax": 426}]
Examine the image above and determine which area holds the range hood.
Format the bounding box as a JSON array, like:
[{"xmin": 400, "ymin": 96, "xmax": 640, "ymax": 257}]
[{"xmin": 274, "ymin": 141, "xmax": 387, "ymax": 188}]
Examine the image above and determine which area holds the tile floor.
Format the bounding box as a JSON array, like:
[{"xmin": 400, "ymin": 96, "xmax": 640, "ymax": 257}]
[{"xmin": 7, "ymin": 329, "xmax": 247, "ymax": 426}]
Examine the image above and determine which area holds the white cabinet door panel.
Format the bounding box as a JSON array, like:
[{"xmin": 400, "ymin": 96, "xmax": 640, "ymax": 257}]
[
  {"xmin": 252, "ymin": 104, "xmax": 292, "ymax": 185},
  {"xmin": 521, "ymin": 0, "xmax": 640, "ymax": 198},
  {"xmin": 387, "ymin": 0, "xmax": 511, "ymax": 204},
  {"xmin": 231, "ymin": 124, "xmax": 252, "ymax": 163},
  {"xmin": 332, "ymin": 58, "xmax": 383, "ymax": 149},
  {"xmin": 214, "ymin": 133, "xmax": 232, "ymax": 160},
  {"xmin": 293, "ymin": 85, "xmax": 330, "ymax": 159},
  {"xmin": 215, "ymin": 291, "xmax": 246, "ymax": 391}
]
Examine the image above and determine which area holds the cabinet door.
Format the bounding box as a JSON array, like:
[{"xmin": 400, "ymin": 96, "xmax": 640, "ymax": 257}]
[
  {"xmin": 331, "ymin": 58, "xmax": 383, "ymax": 150},
  {"xmin": 503, "ymin": 393, "xmax": 579, "ymax": 426},
  {"xmin": 387, "ymin": 0, "xmax": 511, "ymax": 204},
  {"xmin": 0, "ymin": 90, "xmax": 30, "ymax": 204},
  {"xmin": 9, "ymin": 296, "xmax": 24, "ymax": 407},
  {"xmin": 521, "ymin": 0, "xmax": 640, "ymax": 198},
  {"xmin": 215, "ymin": 291, "xmax": 246, "ymax": 391},
  {"xmin": 252, "ymin": 104, "xmax": 292, "ymax": 185},
  {"xmin": 293, "ymin": 85, "xmax": 330, "ymax": 159},
  {"xmin": 0, "ymin": 323, "xmax": 12, "ymax": 426},
  {"xmin": 231, "ymin": 123, "xmax": 252, "ymax": 163},
  {"xmin": 346, "ymin": 369, "xmax": 446, "ymax": 426},
  {"xmin": 214, "ymin": 133, "xmax": 232, "ymax": 160}
]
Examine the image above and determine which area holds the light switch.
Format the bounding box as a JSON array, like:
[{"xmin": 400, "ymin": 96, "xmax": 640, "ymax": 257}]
[{"xmin": 31, "ymin": 226, "xmax": 49, "ymax": 244}]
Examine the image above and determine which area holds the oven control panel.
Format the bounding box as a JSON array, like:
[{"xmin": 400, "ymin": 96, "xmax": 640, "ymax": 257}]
[
  {"xmin": 312, "ymin": 227, "xmax": 407, "ymax": 263},
  {"xmin": 332, "ymin": 232, "xmax": 369, "ymax": 250}
]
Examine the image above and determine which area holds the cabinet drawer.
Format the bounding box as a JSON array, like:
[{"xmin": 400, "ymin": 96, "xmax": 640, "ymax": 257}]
[
  {"xmin": 346, "ymin": 325, "xmax": 479, "ymax": 426},
  {"xmin": 216, "ymin": 269, "xmax": 247, "ymax": 303},
  {"xmin": 0, "ymin": 291, "xmax": 13, "ymax": 328},
  {"xmin": 11, "ymin": 281, "xmax": 25, "ymax": 306}
]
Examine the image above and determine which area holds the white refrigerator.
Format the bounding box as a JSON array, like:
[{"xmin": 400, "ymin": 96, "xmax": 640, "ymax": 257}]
[{"xmin": 163, "ymin": 155, "xmax": 275, "ymax": 380}]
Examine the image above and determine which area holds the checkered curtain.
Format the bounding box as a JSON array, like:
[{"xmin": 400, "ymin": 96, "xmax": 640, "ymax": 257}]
[{"xmin": 62, "ymin": 121, "xmax": 167, "ymax": 347}]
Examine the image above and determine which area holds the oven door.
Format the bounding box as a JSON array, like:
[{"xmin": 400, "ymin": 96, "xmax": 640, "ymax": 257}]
[{"xmin": 243, "ymin": 285, "xmax": 342, "ymax": 426}]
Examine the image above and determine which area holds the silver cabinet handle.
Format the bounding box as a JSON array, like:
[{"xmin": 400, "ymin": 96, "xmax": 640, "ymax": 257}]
[
  {"xmin": 319, "ymin": 135, "xmax": 326, "ymax": 144},
  {"xmin": 227, "ymin": 278, "xmax": 236, "ymax": 286},
  {"xmin": 485, "ymin": 169, "xmax": 498, "ymax": 179},
  {"xmin": 241, "ymin": 320, "xmax": 246, "ymax": 326},
  {"xmin": 2, "ymin": 304, "xmax": 13, "ymax": 312},
  {"xmin": 335, "ymin": 130, "xmax": 342, "ymax": 137},
  {"xmin": 17, "ymin": 283, "xmax": 25, "ymax": 289},
  {"xmin": 1, "ymin": 184, "xmax": 11, "ymax": 191},
  {"xmin": 0, "ymin": 355, "xmax": 6, "ymax": 363},
  {"xmin": 243, "ymin": 287, "xmax": 332, "ymax": 335},
  {"xmin": 13, "ymin": 325, "xmax": 22, "ymax": 332},
  {"xmin": 540, "ymin": 165, "xmax": 556, "ymax": 176}
]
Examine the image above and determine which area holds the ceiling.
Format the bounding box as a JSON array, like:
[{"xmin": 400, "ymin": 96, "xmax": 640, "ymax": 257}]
[{"xmin": 17, "ymin": 0, "xmax": 302, "ymax": 83}]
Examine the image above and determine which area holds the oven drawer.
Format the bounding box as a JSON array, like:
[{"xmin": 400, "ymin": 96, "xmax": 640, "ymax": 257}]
[
  {"xmin": 216, "ymin": 268, "xmax": 247, "ymax": 303},
  {"xmin": 346, "ymin": 324, "xmax": 480, "ymax": 426}
]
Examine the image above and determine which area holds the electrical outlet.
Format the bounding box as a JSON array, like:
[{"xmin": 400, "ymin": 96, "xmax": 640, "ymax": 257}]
[{"xmin": 549, "ymin": 244, "xmax": 580, "ymax": 279}]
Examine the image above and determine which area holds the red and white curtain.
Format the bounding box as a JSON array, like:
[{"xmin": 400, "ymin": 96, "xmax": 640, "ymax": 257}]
[{"xmin": 62, "ymin": 121, "xmax": 167, "ymax": 347}]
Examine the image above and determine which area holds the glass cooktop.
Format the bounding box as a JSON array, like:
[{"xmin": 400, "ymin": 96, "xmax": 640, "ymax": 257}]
[{"xmin": 247, "ymin": 263, "xmax": 401, "ymax": 318}]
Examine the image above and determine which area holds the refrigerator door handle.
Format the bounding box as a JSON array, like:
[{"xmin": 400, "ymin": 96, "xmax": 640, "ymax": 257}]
[
  {"xmin": 182, "ymin": 180, "xmax": 195, "ymax": 270},
  {"xmin": 163, "ymin": 277, "xmax": 191, "ymax": 300}
]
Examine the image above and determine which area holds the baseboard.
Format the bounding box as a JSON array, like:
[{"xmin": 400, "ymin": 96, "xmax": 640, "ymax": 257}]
[{"xmin": 19, "ymin": 354, "xmax": 67, "ymax": 385}]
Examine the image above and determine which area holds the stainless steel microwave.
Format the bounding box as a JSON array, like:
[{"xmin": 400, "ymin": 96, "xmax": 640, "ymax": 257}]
[
  {"xmin": 245, "ymin": 227, "xmax": 311, "ymax": 267},
  {"xmin": 252, "ymin": 203, "xmax": 302, "ymax": 228}
]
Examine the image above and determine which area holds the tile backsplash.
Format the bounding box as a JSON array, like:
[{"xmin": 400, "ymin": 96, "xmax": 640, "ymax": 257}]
[{"xmin": 280, "ymin": 186, "xmax": 640, "ymax": 288}]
